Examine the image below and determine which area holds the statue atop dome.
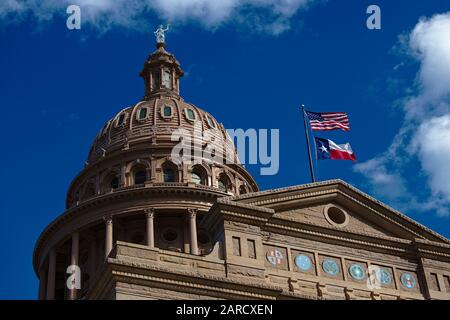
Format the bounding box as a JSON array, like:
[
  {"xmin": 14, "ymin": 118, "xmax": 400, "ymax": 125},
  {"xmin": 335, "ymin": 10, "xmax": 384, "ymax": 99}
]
[{"xmin": 154, "ymin": 24, "xmax": 169, "ymax": 44}]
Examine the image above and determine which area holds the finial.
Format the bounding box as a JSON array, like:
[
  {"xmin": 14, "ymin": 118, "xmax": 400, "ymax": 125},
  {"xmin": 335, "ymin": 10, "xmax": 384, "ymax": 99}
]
[{"xmin": 154, "ymin": 24, "xmax": 170, "ymax": 47}]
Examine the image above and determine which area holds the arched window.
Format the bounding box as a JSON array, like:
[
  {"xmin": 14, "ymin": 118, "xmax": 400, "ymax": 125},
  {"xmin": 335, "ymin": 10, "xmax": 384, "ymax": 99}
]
[
  {"xmin": 239, "ymin": 185, "xmax": 247, "ymax": 195},
  {"xmin": 134, "ymin": 170, "xmax": 147, "ymax": 185},
  {"xmin": 162, "ymin": 162, "xmax": 178, "ymax": 183},
  {"xmin": 110, "ymin": 176, "xmax": 119, "ymax": 189},
  {"xmin": 218, "ymin": 173, "xmax": 230, "ymax": 193},
  {"xmin": 192, "ymin": 172, "xmax": 202, "ymax": 184},
  {"xmin": 163, "ymin": 168, "xmax": 174, "ymax": 182},
  {"xmin": 191, "ymin": 165, "xmax": 207, "ymax": 185},
  {"xmin": 218, "ymin": 180, "xmax": 226, "ymax": 192}
]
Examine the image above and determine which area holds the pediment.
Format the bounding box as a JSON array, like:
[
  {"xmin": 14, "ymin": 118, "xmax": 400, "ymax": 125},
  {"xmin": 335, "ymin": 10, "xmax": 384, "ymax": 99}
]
[
  {"xmin": 227, "ymin": 180, "xmax": 449, "ymax": 244},
  {"xmin": 275, "ymin": 203, "xmax": 396, "ymax": 239}
]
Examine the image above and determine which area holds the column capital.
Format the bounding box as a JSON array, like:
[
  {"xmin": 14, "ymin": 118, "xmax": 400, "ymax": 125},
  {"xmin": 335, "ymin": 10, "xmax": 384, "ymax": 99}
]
[
  {"xmin": 188, "ymin": 208, "xmax": 197, "ymax": 219},
  {"xmin": 103, "ymin": 215, "xmax": 113, "ymax": 224},
  {"xmin": 144, "ymin": 208, "xmax": 155, "ymax": 218}
]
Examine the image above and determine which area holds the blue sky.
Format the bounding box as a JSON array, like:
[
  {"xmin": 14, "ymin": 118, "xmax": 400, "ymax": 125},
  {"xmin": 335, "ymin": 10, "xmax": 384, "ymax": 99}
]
[{"xmin": 1, "ymin": 0, "xmax": 449, "ymax": 299}]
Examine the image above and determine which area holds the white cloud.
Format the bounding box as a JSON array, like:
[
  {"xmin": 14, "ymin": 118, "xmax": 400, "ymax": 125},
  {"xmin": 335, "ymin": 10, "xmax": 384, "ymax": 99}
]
[
  {"xmin": 0, "ymin": 0, "xmax": 317, "ymax": 34},
  {"xmin": 411, "ymin": 115, "xmax": 450, "ymax": 208},
  {"xmin": 355, "ymin": 12, "xmax": 450, "ymax": 217}
]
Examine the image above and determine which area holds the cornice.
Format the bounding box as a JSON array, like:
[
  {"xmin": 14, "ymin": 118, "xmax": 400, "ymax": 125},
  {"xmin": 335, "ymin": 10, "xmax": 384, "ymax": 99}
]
[{"xmin": 88, "ymin": 257, "xmax": 283, "ymax": 300}]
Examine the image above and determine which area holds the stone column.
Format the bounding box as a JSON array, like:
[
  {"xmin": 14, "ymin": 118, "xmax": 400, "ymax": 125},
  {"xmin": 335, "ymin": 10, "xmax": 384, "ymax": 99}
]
[
  {"xmin": 68, "ymin": 231, "xmax": 79, "ymax": 300},
  {"xmin": 46, "ymin": 249, "xmax": 56, "ymax": 300},
  {"xmin": 183, "ymin": 215, "xmax": 190, "ymax": 253},
  {"xmin": 182, "ymin": 163, "xmax": 189, "ymax": 183},
  {"xmin": 38, "ymin": 268, "xmax": 47, "ymax": 300},
  {"xmin": 104, "ymin": 216, "xmax": 113, "ymax": 259},
  {"xmin": 145, "ymin": 208, "xmax": 155, "ymax": 248},
  {"xmin": 188, "ymin": 209, "xmax": 199, "ymax": 255}
]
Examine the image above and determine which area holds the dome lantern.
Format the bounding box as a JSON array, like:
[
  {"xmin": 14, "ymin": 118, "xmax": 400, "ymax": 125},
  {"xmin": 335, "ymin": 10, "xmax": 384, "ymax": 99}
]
[{"xmin": 140, "ymin": 25, "xmax": 184, "ymax": 99}]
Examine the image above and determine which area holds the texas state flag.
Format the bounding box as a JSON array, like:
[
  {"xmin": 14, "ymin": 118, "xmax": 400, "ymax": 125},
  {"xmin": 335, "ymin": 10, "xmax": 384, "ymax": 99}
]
[{"xmin": 314, "ymin": 137, "xmax": 356, "ymax": 161}]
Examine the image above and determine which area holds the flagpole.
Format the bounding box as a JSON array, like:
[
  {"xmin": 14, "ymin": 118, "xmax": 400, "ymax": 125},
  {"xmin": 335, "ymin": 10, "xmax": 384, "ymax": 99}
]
[{"xmin": 301, "ymin": 104, "xmax": 316, "ymax": 183}]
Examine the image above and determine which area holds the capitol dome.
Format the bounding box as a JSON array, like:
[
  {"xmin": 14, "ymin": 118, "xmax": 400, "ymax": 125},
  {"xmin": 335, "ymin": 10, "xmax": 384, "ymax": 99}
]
[
  {"xmin": 34, "ymin": 38, "xmax": 258, "ymax": 300},
  {"xmin": 66, "ymin": 42, "xmax": 258, "ymax": 209}
]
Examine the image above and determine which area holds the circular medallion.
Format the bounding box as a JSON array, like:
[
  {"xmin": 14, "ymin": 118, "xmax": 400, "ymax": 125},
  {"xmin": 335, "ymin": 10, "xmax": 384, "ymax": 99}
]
[
  {"xmin": 400, "ymin": 272, "xmax": 416, "ymax": 289},
  {"xmin": 322, "ymin": 259, "xmax": 339, "ymax": 276},
  {"xmin": 295, "ymin": 254, "xmax": 312, "ymax": 271},
  {"xmin": 349, "ymin": 264, "xmax": 366, "ymax": 280},
  {"xmin": 375, "ymin": 268, "xmax": 392, "ymax": 285},
  {"xmin": 266, "ymin": 249, "xmax": 284, "ymax": 266}
]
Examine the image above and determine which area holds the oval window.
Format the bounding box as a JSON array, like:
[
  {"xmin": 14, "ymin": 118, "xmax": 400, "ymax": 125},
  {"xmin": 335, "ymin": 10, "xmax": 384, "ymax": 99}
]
[
  {"xmin": 324, "ymin": 205, "xmax": 349, "ymax": 227},
  {"xmin": 163, "ymin": 105, "xmax": 172, "ymax": 117},
  {"xmin": 185, "ymin": 108, "xmax": 196, "ymax": 121},
  {"xmin": 206, "ymin": 114, "xmax": 216, "ymax": 128},
  {"xmin": 138, "ymin": 108, "xmax": 148, "ymax": 120}
]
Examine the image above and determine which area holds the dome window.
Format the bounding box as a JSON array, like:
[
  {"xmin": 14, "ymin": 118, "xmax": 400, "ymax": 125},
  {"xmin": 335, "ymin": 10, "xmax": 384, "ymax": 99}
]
[
  {"xmin": 161, "ymin": 105, "xmax": 173, "ymax": 119},
  {"xmin": 184, "ymin": 108, "xmax": 197, "ymax": 122},
  {"xmin": 116, "ymin": 113, "xmax": 126, "ymax": 126},
  {"xmin": 218, "ymin": 180, "xmax": 226, "ymax": 192},
  {"xmin": 218, "ymin": 173, "xmax": 231, "ymax": 193},
  {"xmin": 163, "ymin": 168, "xmax": 175, "ymax": 182},
  {"xmin": 239, "ymin": 185, "xmax": 247, "ymax": 195},
  {"xmin": 110, "ymin": 177, "xmax": 119, "ymax": 189},
  {"xmin": 162, "ymin": 162, "xmax": 178, "ymax": 183},
  {"xmin": 206, "ymin": 114, "xmax": 216, "ymax": 129},
  {"xmin": 192, "ymin": 172, "xmax": 202, "ymax": 184},
  {"xmin": 191, "ymin": 165, "xmax": 207, "ymax": 185},
  {"xmin": 134, "ymin": 170, "xmax": 147, "ymax": 185},
  {"xmin": 138, "ymin": 108, "xmax": 148, "ymax": 120}
]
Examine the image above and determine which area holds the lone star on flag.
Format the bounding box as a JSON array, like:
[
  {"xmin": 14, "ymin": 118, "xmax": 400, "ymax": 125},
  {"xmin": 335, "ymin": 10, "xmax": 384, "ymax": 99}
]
[{"xmin": 319, "ymin": 143, "xmax": 328, "ymax": 153}]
